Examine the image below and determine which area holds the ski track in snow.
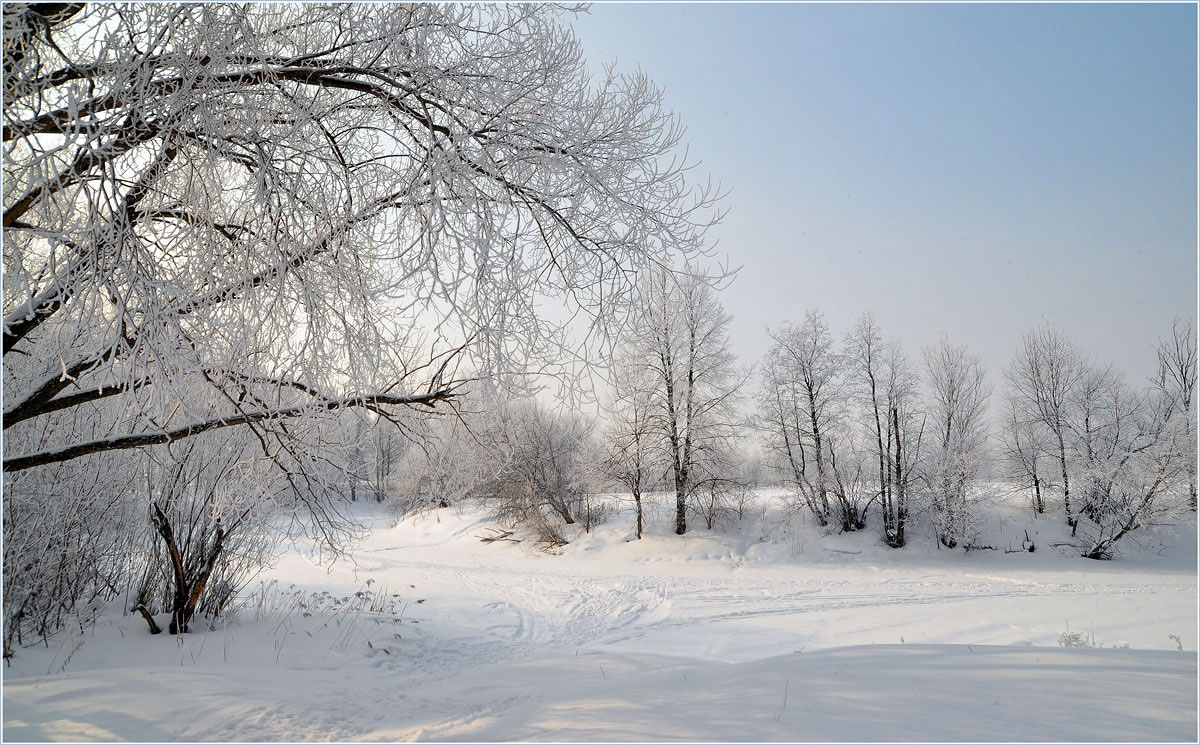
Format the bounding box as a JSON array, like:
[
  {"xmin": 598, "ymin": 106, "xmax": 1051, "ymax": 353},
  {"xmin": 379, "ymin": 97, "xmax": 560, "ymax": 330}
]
[{"xmin": 327, "ymin": 541, "xmax": 1195, "ymax": 688}]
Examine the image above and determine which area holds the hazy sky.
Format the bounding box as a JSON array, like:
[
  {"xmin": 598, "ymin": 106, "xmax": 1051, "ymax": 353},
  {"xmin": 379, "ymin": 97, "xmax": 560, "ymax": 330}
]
[{"xmin": 571, "ymin": 3, "xmax": 1197, "ymax": 388}]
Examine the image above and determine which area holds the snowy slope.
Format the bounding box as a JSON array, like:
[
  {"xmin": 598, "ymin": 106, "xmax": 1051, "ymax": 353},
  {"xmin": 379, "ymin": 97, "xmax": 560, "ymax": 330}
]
[{"xmin": 3, "ymin": 496, "xmax": 1197, "ymax": 742}]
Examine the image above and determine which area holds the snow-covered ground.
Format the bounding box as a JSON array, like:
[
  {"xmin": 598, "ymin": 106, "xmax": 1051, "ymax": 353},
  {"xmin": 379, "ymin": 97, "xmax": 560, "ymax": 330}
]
[{"xmin": 4, "ymin": 492, "xmax": 1197, "ymax": 742}]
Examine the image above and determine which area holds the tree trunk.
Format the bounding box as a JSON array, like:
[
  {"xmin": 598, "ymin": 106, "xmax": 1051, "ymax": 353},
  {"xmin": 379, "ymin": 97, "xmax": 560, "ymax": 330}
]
[
  {"xmin": 634, "ymin": 490, "xmax": 643, "ymax": 539},
  {"xmin": 675, "ymin": 484, "xmax": 687, "ymax": 535},
  {"xmin": 806, "ymin": 387, "xmax": 829, "ymax": 519},
  {"xmin": 150, "ymin": 502, "xmax": 230, "ymax": 634},
  {"xmin": 1056, "ymin": 432, "xmax": 1075, "ymax": 534},
  {"xmin": 891, "ymin": 406, "xmax": 906, "ymax": 548}
]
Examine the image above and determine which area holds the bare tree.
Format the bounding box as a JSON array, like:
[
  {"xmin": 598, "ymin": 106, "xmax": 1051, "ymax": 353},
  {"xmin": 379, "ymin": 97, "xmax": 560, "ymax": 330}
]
[
  {"xmin": 1005, "ymin": 325, "xmax": 1086, "ymax": 532},
  {"xmin": 625, "ymin": 267, "xmax": 741, "ymax": 535},
  {"xmin": 1000, "ymin": 393, "xmax": 1053, "ymax": 514},
  {"xmin": 389, "ymin": 412, "xmax": 483, "ymax": 515},
  {"xmin": 844, "ymin": 314, "xmax": 921, "ymax": 546},
  {"xmin": 3, "ymin": 445, "xmax": 144, "ymax": 656},
  {"xmin": 474, "ymin": 400, "xmax": 598, "ymax": 547},
  {"xmin": 1153, "ymin": 318, "xmax": 1197, "ymax": 511},
  {"xmin": 1073, "ymin": 378, "xmax": 1188, "ymax": 559},
  {"xmin": 4, "ymin": 2, "xmax": 719, "ymax": 470},
  {"xmin": 606, "ymin": 350, "xmax": 658, "ymax": 539},
  {"xmin": 1002, "ymin": 322, "xmax": 1194, "ymax": 557},
  {"xmin": 132, "ymin": 436, "xmax": 274, "ymax": 635},
  {"xmin": 760, "ymin": 310, "xmax": 862, "ymax": 529},
  {"xmin": 921, "ymin": 335, "xmax": 990, "ymax": 549},
  {"xmin": 1071, "ymin": 363, "xmax": 1124, "ymax": 523},
  {"xmin": 370, "ymin": 425, "xmax": 401, "ymax": 504}
]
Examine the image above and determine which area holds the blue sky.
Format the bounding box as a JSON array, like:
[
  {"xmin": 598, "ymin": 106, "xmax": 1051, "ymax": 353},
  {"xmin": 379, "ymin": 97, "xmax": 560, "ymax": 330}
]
[{"xmin": 571, "ymin": 3, "xmax": 1197, "ymax": 387}]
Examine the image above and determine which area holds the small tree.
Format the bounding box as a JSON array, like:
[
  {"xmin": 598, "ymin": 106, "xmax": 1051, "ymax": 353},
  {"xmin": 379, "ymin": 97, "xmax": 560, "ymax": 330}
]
[
  {"xmin": 921, "ymin": 335, "xmax": 990, "ymax": 549},
  {"xmin": 390, "ymin": 414, "xmax": 482, "ymax": 515},
  {"xmin": 1074, "ymin": 384, "xmax": 1188, "ymax": 560},
  {"xmin": 606, "ymin": 351, "xmax": 658, "ymax": 539},
  {"xmin": 1005, "ymin": 325, "xmax": 1087, "ymax": 532},
  {"xmin": 133, "ymin": 438, "xmax": 268, "ymax": 635},
  {"xmin": 370, "ymin": 425, "xmax": 401, "ymax": 504},
  {"xmin": 1000, "ymin": 394, "xmax": 1054, "ymax": 514},
  {"xmin": 1153, "ymin": 318, "xmax": 1197, "ymax": 511},
  {"xmin": 3, "ymin": 447, "xmax": 144, "ymax": 656}
]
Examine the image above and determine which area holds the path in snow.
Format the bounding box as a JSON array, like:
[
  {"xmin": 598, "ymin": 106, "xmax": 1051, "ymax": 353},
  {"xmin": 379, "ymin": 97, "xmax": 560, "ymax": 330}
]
[
  {"xmin": 273, "ymin": 505, "xmax": 1197, "ymax": 679},
  {"xmin": 3, "ymin": 502, "xmax": 1196, "ymax": 741}
]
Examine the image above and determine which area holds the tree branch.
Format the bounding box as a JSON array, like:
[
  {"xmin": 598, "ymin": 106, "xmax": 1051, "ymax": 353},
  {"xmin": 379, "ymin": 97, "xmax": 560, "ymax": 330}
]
[{"xmin": 4, "ymin": 388, "xmax": 460, "ymax": 472}]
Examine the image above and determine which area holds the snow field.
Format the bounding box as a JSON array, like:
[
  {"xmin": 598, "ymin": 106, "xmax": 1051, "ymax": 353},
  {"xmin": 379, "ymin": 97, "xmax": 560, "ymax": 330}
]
[{"xmin": 3, "ymin": 491, "xmax": 1197, "ymax": 741}]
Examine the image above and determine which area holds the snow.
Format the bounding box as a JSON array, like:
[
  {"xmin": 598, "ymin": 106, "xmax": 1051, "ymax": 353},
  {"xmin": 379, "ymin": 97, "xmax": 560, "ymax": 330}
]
[{"xmin": 3, "ymin": 492, "xmax": 1197, "ymax": 742}]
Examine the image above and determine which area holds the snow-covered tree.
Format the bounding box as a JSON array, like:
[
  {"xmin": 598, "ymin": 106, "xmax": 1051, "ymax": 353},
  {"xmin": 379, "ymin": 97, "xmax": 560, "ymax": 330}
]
[
  {"xmin": 1000, "ymin": 393, "xmax": 1054, "ymax": 514},
  {"xmin": 761, "ymin": 310, "xmax": 868, "ymax": 531},
  {"xmin": 623, "ymin": 267, "xmax": 742, "ymax": 535},
  {"xmin": 844, "ymin": 314, "xmax": 921, "ymax": 546},
  {"xmin": 605, "ymin": 349, "xmax": 658, "ymax": 539},
  {"xmin": 920, "ymin": 335, "xmax": 990, "ymax": 549},
  {"xmin": 130, "ymin": 435, "xmax": 277, "ymax": 635},
  {"xmin": 1004, "ymin": 325, "xmax": 1087, "ymax": 532},
  {"xmin": 1073, "ymin": 378, "xmax": 1189, "ymax": 560},
  {"xmin": 1002, "ymin": 321, "xmax": 1195, "ymax": 558},
  {"xmin": 388, "ymin": 413, "xmax": 482, "ymax": 515},
  {"xmin": 1153, "ymin": 318, "xmax": 1197, "ymax": 511},
  {"xmin": 474, "ymin": 400, "xmax": 597, "ymax": 547},
  {"xmin": 2, "ymin": 3, "xmax": 720, "ymax": 641},
  {"xmin": 3, "ymin": 2, "xmax": 718, "ymax": 472}
]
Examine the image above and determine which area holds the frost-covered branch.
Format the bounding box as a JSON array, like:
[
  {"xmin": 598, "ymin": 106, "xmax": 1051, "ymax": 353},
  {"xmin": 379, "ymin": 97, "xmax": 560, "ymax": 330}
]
[{"xmin": 4, "ymin": 388, "xmax": 460, "ymax": 472}]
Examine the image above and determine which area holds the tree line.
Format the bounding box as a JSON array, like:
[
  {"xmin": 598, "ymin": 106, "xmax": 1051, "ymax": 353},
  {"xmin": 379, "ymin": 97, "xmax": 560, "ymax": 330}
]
[{"xmin": 374, "ymin": 270, "xmax": 1194, "ymax": 571}]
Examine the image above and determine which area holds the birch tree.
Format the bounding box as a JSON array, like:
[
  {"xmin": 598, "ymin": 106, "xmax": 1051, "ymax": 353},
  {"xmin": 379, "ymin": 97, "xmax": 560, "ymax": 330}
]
[
  {"xmin": 625, "ymin": 267, "xmax": 741, "ymax": 535},
  {"xmin": 844, "ymin": 314, "xmax": 921, "ymax": 546},
  {"xmin": 760, "ymin": 311, "xmax": 860, "ymax": 529}
]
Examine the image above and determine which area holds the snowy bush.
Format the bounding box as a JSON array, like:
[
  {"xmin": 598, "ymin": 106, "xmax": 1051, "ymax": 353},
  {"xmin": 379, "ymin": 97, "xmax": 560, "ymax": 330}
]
[
  {"xmin": 3, "ymin": 451, "xmax": 143, "ymax": 656},
  {"xmin": 1057, "ymin": 630, "xmax": 1093, "ymax": 648},
  {"xmin": 473, "ymin": 401, "xmax": 599, "ymax": 545},
  {"xmin": 388, "ymin": 415, "xmax": 484, "ymax": 517}
]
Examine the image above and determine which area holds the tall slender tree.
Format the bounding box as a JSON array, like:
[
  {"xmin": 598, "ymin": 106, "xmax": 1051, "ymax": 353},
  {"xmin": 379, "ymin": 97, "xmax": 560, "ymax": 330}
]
[
  {"xmin": 844, "ymin": 314, "xmax": 921, "ymax": 546},
  {"xmin": 760, "ymin": 311, "xmax": 849, "ymax": 528},
  {"xmin": 623, "ymin": 267, "xmax": 741, "ymax": 535}
]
